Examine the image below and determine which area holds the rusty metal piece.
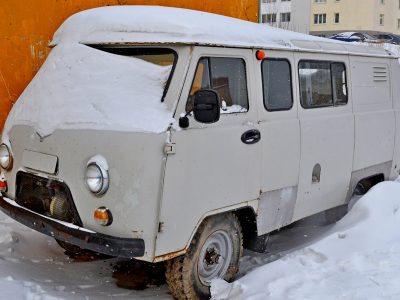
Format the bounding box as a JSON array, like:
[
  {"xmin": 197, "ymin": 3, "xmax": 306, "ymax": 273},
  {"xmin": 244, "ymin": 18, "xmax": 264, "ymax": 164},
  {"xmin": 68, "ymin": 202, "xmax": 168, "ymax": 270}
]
[{"xmin": 153, "ymin": 248, "xmax": 187, "ymax": 263}]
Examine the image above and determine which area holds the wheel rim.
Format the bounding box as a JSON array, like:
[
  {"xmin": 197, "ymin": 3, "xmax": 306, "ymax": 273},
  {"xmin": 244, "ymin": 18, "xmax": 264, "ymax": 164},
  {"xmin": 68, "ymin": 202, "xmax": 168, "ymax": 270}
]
[{"xmin": 197, "ymin": 230, "xmax": 233, "ymax": 286}]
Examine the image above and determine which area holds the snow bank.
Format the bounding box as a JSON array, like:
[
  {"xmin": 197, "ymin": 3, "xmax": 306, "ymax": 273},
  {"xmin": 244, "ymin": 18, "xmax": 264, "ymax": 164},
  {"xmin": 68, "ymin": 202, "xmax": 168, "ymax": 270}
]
[
  {"xmin": 361, "ymin": 42, "xmax": 400, "ymax": 59},
  {"xmin": 382, "ymin": 43, "xmax": 400, "ymax": 59},
  {"xmin": 2, "ymin": 42, "xmax": 174, "ymax": 142},
  {"xmin": 211, "ymin": 181, "xmax": 400, "ymax": 300},
  {"xmin": 51, "ymin": 6, "xmax": 330, "ymax": 50}
]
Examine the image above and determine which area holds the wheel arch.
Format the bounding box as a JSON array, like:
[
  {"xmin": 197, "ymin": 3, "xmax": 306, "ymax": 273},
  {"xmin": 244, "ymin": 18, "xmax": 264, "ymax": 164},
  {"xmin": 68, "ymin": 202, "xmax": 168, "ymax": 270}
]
[
  {"xmin": 353, "ymin": 173, "xmax": 385, "ymax": 195},
  {"xmin": 153, "ymin": 202, "xmax": 258, "ymax": 263},
  {"xmin": 346, "ymin": 162, "xmax": 391, "ymax": 202}
]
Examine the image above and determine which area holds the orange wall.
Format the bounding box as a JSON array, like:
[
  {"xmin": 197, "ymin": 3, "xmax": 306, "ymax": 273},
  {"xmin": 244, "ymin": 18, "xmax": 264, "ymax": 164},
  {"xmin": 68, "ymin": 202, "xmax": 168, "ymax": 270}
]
[{"xmin": 0, "ymin": 0, "xmax": 258, "ymax": 131}]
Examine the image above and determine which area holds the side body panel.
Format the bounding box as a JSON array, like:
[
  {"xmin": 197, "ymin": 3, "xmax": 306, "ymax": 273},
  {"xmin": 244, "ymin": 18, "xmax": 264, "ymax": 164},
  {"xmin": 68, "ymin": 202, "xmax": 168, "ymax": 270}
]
[
  {"xmin": 293, "ymin": 52, "xmax": 354, "ymax": 221},
  {"xmin": 253, "ymin": 49, "xmax": 301, "ymax": 235},
  {"xmin": 350, "ymin": 56, "xmax": 395, "ymax": 173},
  {"xmin": 156, "ymin": 47, "xmax": 261, "ymax": 257}
]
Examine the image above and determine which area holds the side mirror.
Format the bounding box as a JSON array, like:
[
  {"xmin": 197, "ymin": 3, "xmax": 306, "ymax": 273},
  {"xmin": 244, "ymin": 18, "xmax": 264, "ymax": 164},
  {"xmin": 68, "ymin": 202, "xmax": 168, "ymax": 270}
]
[{"xmin": 193, "ymin": 89, "xmax": 220, "ymax": 124}]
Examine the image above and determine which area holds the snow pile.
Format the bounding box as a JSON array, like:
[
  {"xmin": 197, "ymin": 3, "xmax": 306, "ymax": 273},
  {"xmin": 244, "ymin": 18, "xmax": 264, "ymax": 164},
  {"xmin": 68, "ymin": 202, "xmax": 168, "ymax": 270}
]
[
  {"xmin": 362, "ymin": 42, "xmax": 400, "ymax": 58},
  {"xmin": 51, "ymin": 6, "xmax": 330, "ymax": 50},
  {"xmin": 382, "ymin": 43, "xmax": 400, "ymax": 58},
  {"xmin": 211, "ymin": 181, "xmax": 400, "ymax": 300},
  {"xmin": 3, "ymin": 42, "xmax": 174, "ymax": 142}
]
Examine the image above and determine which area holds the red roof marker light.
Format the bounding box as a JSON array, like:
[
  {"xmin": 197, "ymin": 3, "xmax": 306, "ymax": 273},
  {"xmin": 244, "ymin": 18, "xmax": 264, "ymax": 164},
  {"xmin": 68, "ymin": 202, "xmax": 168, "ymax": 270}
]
[{"xmin": 256, "ymin": 50, "xmax": 266, "ymax": 60}]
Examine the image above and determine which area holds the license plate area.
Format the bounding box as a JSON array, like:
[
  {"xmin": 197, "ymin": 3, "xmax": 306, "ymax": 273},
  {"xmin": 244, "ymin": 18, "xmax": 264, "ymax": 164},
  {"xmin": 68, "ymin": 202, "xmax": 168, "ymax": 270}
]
[{"xmin": 22, "ymin": 150, "xmax": 58, "ymax": 174}]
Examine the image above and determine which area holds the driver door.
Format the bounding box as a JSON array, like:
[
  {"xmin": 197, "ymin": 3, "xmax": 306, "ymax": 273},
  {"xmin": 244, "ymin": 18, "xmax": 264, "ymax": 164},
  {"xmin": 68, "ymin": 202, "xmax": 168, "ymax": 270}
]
[{"xmin": 155, "ymin": 47, "xmax": 261, "ymax": 257}]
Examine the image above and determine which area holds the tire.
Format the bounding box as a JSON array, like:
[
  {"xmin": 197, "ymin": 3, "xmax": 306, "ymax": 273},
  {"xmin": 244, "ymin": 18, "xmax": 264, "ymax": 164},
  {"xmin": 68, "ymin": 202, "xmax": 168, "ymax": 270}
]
[
  {"xmin": 165, "ymin": 213, "xmax": 243, "ymax": 300},
  {"xmin": 354, "ymin": 180, "xmax": 372, "ymax": 196}
]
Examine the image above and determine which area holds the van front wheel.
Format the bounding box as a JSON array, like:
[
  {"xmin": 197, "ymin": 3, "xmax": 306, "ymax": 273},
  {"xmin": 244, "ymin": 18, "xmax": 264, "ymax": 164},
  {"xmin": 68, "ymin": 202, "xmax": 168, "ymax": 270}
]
[{"xmin": 165, "ymin": 213, "xmax": 243, "ymax": 299}]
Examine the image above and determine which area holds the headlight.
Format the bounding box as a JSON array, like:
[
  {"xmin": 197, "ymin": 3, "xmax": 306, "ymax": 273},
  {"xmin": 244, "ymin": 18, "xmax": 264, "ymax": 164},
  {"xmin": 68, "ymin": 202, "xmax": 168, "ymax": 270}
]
[
  {"xmin": 0, "ymin": 144, "xmax": 12, "ymax": 170},
  {"xmin": 85, "ymin": 163, "xmax": 109, "ymax": 195}
]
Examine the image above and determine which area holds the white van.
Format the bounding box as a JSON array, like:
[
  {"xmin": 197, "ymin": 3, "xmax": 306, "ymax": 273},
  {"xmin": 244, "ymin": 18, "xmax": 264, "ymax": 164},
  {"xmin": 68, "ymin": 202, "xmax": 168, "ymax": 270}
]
[{"xmin": 0, "ymin": 6, "xmax": 399, "ymax": 299}]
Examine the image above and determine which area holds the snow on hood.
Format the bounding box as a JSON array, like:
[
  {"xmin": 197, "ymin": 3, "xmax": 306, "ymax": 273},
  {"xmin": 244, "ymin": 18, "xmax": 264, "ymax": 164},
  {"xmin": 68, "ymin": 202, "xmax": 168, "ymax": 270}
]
[
  {"xmin": 211, "ymin": 181, "xmax": 400, "ymax": 299},
  {"xmin": 2, "ymin": 43, "xmax": 174, "ymax": 142},
  {"xmin": 51, "ymin": 5, "xmax": 330, "ymax": 49}
]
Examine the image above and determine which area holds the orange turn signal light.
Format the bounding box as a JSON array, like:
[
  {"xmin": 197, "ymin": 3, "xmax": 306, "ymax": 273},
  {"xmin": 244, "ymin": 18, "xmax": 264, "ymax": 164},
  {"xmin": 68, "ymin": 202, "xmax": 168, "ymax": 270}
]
[
  {"xmin": 256, "ymin": 50, "xmax": 266, "ymax": 61},
  {"xmin": 94, "ymin": 207, "xmax": 112, "ymax": 226}
]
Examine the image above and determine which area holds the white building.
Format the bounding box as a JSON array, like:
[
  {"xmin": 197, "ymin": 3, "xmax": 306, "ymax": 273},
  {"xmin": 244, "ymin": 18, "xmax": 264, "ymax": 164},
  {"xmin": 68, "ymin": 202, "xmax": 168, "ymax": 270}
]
[{"xmin": 260, "ymin": 0, "xmax": 311, "ymax": 34}]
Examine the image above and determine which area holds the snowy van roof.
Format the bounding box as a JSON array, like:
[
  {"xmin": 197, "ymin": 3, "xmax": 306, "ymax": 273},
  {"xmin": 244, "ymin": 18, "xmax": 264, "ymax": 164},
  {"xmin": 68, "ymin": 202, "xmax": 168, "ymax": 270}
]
[{"xmin": 52, "ymin": 6, "xmax": 391, "ymax": 57}]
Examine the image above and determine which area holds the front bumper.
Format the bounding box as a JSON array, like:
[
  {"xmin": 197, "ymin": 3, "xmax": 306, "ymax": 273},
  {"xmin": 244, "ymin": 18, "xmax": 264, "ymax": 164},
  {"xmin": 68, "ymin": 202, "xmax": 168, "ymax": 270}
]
[{"xmin": 0, "ymin": 196, "xmax": 145, "ymax": 258}]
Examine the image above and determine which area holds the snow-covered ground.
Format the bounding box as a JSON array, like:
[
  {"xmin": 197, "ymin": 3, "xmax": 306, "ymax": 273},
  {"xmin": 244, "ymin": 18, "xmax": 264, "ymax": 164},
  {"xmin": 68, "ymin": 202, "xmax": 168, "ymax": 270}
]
[
  {"xmin": 0, "ymin": 214, "xmax": 171, "ymax": 299},
  {"xmin": 0, "ymin": 180, "xmax": 399, "ymax": 299},
  {"xmin": 212, "ymin": 181, "xmax": 400, "ymax": 300}
]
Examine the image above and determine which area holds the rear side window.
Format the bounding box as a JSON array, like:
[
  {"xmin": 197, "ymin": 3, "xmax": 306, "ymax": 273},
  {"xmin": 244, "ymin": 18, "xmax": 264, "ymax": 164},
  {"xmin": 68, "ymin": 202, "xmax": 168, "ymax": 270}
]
[
  {"xmin": 299, "ymin": 60, "xmax": 348, "ymax": 108},
  {"xmin": 331, "ymin": 63, "xmax": 348, "ymax": 106},
  {"xmin": 186, "ymin": 57, "xmax": 248, "ymax": 114},
  {"xmin": 262, "ymin": 59, "xmax": 293, "ymax": 111}
]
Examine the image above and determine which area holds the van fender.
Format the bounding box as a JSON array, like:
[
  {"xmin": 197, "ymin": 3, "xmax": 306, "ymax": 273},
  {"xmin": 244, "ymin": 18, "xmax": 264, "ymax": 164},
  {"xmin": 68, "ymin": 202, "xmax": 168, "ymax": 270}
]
[{"xmin": 152, "ymin": 200, "xmax": 258, "ymax": 263}]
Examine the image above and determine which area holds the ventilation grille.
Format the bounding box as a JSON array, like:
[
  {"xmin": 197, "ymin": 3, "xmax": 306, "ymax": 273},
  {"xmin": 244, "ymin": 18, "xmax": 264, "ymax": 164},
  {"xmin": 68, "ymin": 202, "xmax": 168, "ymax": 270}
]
[{"xmin": 373, "ymin": 66, "xmax": 388, "ymax": 82}]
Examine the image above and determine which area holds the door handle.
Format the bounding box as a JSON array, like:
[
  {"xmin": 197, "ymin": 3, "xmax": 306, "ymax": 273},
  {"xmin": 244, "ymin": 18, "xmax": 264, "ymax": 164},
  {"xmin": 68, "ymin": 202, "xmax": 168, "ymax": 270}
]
[{"xmin": 241, "ymin": 129, "xmax": 261, "ymax": 145}]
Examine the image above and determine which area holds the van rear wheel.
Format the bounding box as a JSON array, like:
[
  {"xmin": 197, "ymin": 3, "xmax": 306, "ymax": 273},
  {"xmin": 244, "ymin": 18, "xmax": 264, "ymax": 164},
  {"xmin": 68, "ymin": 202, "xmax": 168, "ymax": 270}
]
[{"xmin": 165, "ymin": 213, "xmax": 243, "ymax": 299}]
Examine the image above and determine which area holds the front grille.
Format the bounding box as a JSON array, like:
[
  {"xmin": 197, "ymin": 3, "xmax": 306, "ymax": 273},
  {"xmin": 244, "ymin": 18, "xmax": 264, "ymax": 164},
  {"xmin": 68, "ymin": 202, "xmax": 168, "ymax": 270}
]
[{"xmin": 15, "ymin": 172, "xmax": 82, "ymax": 226}]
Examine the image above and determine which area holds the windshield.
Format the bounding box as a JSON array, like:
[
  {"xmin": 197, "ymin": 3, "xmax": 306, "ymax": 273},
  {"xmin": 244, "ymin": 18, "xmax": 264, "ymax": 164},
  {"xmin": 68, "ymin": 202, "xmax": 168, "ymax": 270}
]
[
  {"xmin": 3, "ymin": 44, "xmax": 177, "ymax": 140},
  {"xmin": 91, "ymin": 47, "xmax": 177, "ymax": 102}
]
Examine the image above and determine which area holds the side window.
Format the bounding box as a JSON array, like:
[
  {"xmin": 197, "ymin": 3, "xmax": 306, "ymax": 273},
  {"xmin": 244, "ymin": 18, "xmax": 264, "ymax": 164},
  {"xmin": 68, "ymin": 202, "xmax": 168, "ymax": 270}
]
[
  {"xmin": 299, "ymin": 60, "xmax": 348, "ymax": 108},
  {"xmin": 331, "ymin": 62, "xmax": 348, "ymax": 106},
  {"xmin": 262, "ymin": 59, "xmax": 293, "ymax": 111},
  {"xmin": 186, "ymin": 57, "xmax": 249, "ymax": 114},
  {"xmin": 299, "ymin": 61, "xmax": 333, "ymax": 108}
]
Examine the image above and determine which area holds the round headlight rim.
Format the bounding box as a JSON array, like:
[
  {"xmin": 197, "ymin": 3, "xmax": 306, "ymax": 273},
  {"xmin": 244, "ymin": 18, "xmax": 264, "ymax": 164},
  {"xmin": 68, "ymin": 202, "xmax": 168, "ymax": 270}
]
[
  {"xmin": 0, "ymin": 143, "xmax": 12, "ymax": 171},
  {"xmin": 85, "ymin": 162, "xmax": 109, "ymax": 196}
]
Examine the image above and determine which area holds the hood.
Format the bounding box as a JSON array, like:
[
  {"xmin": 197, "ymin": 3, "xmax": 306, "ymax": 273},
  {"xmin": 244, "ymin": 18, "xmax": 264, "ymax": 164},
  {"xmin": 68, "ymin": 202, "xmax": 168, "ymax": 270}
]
[{"xmin": 2, "ymin": 42, "xmax": 174, "ymax": 144}]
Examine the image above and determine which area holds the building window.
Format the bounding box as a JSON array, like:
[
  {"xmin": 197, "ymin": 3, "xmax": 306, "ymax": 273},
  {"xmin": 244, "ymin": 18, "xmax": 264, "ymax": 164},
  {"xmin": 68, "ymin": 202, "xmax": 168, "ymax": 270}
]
[
  {"xmin": 262, "ymin": 14, "xmax": 267, "ymax": 23},
  {"xmin": 299, "ymin": 61, "xmax": 348, "ymax": 109},
  {"xmin": 380, "ymin": 14, "xmax": 384, "ymax": 25},
  {"xmin": 315, "ymin": 0, "xmax": 327, "ymax": 3},
  {"xmin": 281, "ymin": 12, "xmax": 291, "ymax": 22},
  {"xmin": 267, "ymin": 13, "xmax": 277, "ymax": 23},
  {"xmin": 398, "ymin": 18, "xmax": 400, "ymax": 29},
  {"xmin": 334, "ymin": 13, "xmax": 340, "ymax": 23},
  {"xmin": 381, "ymin": 0, "xmax": 385, "ymax": 4},
  {"xmin": 314, "ymin": 13, "xmax": 327, "ymax": 24},
  {"xmin": 262, "ymin": 59, "xmax": 293, "ymax": 111},
  {"xmin": 266, "ymin": 0, "xmax": 277, "ymax": 3}
]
